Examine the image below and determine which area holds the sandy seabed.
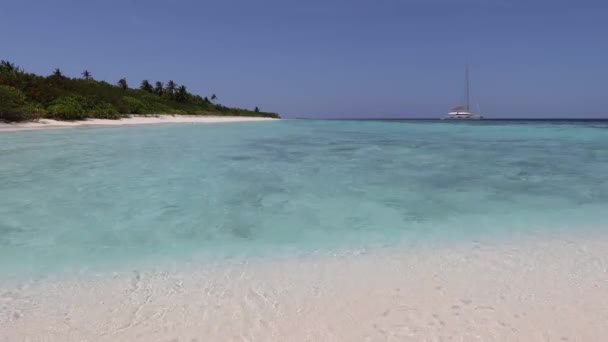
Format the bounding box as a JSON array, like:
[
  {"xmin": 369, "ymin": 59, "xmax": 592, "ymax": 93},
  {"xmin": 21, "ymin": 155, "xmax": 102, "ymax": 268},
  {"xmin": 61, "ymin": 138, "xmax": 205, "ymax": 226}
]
[
  {"xmin": 0, "ymin": 115, "xmax": 277, "ymax": 132},
  {"xmin": 2, "ymin": 234, "xmax": 607, "ymax": 342}
]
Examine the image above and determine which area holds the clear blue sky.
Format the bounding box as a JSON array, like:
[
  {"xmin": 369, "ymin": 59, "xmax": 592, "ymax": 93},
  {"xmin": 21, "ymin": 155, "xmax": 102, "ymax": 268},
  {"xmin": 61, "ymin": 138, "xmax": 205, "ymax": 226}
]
[{"xmin": 1, "ymin": 0, "xmax": 607, "ymax": 118}]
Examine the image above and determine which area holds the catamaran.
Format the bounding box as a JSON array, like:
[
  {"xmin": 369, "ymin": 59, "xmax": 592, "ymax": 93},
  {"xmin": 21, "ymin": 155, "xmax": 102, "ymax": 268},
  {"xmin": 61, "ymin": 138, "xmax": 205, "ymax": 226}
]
[{"xmin": 444, "ymin": 67, "xmax": 483, "ymax": 120}]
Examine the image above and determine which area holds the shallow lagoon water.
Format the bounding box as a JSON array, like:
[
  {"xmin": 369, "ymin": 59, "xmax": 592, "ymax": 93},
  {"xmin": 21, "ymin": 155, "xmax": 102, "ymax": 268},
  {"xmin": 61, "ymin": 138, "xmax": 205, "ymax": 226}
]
[{"xmin": 1, "ymin": 120, "xmax": 607, "ymax": 276}]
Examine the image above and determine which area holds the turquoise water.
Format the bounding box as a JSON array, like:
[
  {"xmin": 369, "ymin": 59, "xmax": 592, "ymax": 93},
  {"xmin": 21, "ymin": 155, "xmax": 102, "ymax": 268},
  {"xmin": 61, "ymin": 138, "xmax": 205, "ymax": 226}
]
[{"xmin": 1, "ymin": 120, "xmax": 608, "ymax": 276}]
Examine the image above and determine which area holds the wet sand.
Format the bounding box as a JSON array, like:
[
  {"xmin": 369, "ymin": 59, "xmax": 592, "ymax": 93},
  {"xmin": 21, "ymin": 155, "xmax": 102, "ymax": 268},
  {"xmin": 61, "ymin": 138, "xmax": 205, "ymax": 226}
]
[{"xmin": 2, "ymin": 234, "xmax": 607, "ymax": 341}]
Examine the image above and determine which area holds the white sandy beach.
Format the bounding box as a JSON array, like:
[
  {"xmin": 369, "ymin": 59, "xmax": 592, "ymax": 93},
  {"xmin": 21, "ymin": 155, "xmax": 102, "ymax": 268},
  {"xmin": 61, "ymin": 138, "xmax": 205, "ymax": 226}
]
[
  {"xmin": 0, "ymin": 115, "xmax": 277, "ymax": 132},
  {"xmin": 2, "ymin": 234, "xmax": 607, "ymax": 341}
]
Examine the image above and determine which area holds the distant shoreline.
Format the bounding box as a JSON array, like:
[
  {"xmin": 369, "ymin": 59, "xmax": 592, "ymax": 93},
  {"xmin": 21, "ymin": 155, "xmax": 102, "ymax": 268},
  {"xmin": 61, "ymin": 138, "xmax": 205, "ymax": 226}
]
[{"xmin": 0, "ymin": 114, "xmax": 278, "ymax": 132}]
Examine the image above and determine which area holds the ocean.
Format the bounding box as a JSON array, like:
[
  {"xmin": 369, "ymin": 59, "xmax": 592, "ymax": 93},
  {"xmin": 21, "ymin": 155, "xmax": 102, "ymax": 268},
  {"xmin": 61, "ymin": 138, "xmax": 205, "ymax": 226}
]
[{"xmin": 1, "ymin": 119, "xmax": 607, "ymax": 277}]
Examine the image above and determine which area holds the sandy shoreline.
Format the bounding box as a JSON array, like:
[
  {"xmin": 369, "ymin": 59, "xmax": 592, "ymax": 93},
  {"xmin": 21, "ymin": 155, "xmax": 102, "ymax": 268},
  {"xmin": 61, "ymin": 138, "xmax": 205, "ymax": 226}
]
[
  {"xmin": 2, "ymin": 235, "xmax": 607, "ymax": 341},
  {"xmin": 0, "ymin": 115, "xmax": 277, "ymax": 132}
]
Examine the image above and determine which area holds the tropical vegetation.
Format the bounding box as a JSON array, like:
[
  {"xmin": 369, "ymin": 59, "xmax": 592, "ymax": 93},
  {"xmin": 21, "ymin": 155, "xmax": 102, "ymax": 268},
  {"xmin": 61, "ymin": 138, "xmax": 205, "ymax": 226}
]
[{"xmin": 0, "ymin": 60, "xmax": 279, "ymax": 122}]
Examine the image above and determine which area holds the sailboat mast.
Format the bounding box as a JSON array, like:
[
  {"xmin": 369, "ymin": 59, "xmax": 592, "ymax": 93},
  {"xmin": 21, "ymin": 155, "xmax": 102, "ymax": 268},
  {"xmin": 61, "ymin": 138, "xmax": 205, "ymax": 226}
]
[{"xmin": 465, "ymin": 66, "xmax": 470, "ymax": 111}]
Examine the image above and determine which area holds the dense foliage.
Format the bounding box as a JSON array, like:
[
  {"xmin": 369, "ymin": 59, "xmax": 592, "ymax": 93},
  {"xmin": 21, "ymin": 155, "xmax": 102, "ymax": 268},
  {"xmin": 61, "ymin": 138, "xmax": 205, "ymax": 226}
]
[{"xmin": 0, "ymin": 60, "xmax": 279, "ymax": 122}]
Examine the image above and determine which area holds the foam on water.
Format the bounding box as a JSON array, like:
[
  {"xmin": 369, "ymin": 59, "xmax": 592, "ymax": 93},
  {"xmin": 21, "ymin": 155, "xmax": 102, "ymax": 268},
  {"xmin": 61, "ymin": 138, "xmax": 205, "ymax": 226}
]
[{"xmin": 1, "ymin": 120, "xmax": 607, "ymax": 276}]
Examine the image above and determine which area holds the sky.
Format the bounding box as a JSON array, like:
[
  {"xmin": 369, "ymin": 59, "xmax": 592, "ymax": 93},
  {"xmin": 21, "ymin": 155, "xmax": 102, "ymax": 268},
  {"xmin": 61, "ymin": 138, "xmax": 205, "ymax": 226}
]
[{"xmin": 1, "ymin": 0, "xmax": 607, "ymax": 118}]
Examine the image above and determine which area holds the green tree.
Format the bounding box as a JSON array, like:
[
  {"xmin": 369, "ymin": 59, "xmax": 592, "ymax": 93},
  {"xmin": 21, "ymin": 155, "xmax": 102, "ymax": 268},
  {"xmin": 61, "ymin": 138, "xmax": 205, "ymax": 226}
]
[
  {"xmin": 166, "ymin": 80, "xmax": 176, "ymax": 98},
  {"xmin": 0, "ymin": 60, "xmax": 21, "ymax": 73},
  {"xmin": 0, "ymin": 60, "xmax": 14, "ymax": 71},
  {"xmin": 154, "ymin": 81, "xmax": 164, "ymax": 96},
  {"xmin": 81, "ymin": 70, "xmax": 92, "ymax": 80},
  {"xmin": 0, "ymin": 85, "xmax": 28, "ymax": 121},
  {"xmin": 47, "ymin": 96, "xmax": 87, "ymax": 120},
  {"xmin": 211, "ymin": 94, "xmax": 217, "ymax": 101},
  {"xmin": 140, "ymin": 80, "xmax": 153, "ymax": 92},
  {"xmin": 176, "ymin": 85, "xmax": 188, "ymax": 102},
  {"xmin": 119, "ymin": 96, "xmax": 146, "ymax": 114},
  {"xmin": 52, "ymin": 68, "xmax": 64, "ymax": 78},
  {"xmin": 90, "ymin": 102, "xmax": 120, "ymax": 119},
  {"xmin": 118, "ymin": 78, "xmax": 128, "ymax": 90},
  {"xmin": 254, "ymin": 106, "xmax": 260, "ymax": 113}
]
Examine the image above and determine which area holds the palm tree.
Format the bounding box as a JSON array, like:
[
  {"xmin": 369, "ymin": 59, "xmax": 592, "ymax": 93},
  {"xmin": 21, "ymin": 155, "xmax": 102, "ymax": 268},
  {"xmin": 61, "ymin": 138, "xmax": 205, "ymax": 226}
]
[
  {"xmin": 211, "ymin": 94, "xmax": 217, "ymax": 102},
  {"xmin": 0, "ymin": 60, "xmax": 23, "ymax": 76},
  {"xmin": 0, "ymin": 60, "xmax": 17, "ymax": 72},
  {"xmin": 154, "ymin": 81, "xmax": 164, "ymax": 96},
  {"xmin": 81, "ymin": 70, "xmax": 92, "ymax": 80},
  {"xmin": 176, "ymin": 85, "xmax": 188, "ymax": 102},
  {"xmin": 118, "ymin": 78, "xmax": 128, "ymax": 90},
  {"xmin": 140, "ymin": 80, "xmax": 153, "ymax": 93},
  {"xmin": 254, "ymin": 106, "xmax": 260, "ymax": 113},
  {"xmin": 165, "ymin": 80, "xmax": 177, "ymax": 98},
  {"xmin": 52, "ymin": 68, "xmax": 64, "ymax": 78}
]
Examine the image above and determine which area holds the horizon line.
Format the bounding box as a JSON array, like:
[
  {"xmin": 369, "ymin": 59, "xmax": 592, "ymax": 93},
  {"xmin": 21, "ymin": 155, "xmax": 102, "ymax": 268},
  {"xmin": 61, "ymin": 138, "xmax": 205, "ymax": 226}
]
[{"xmin": 293, "ymin": 117, "xmax": 608, "ymax": 121}]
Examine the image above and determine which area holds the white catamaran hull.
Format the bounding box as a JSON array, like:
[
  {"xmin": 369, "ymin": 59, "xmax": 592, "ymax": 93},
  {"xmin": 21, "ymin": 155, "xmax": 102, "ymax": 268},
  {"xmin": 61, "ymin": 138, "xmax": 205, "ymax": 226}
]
[{"xmin": 443, "ymin": 111, "xmax": 483, "ymax": 120}]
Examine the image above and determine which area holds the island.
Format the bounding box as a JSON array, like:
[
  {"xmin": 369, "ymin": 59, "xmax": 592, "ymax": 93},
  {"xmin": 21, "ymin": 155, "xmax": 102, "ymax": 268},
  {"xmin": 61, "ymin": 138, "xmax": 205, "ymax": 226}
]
[{"xmin": 0, "ymin": 60, "xmax": 279, "ymax": 124}]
